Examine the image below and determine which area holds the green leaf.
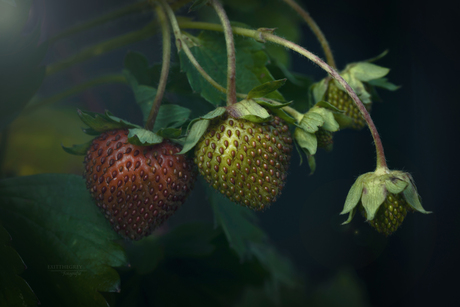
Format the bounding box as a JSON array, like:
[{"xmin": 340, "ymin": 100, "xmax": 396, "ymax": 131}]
[
  {"xmin": 341, "ymin": 174, "xmax": 366, "ymax": 216},
  {"xmin": 310, "ymin": 107, "xmax": 340, "ymax": 132},
  {"xmin": 208, "ymin": 186, "xmax": 267, "ymax": 260},
  {"xmin": 0, "ymin": 174, "xmax": 128, "ymax": 307},
  {"xmin": 0, "ymin": 225, "xmax": 38, "ymax": 307},
  {"xmin": 78, "ymin": 109, "xmax": 140, "ymax": 134},
  {"xmin": 307, "ymin": 154, "xmax": 316, "ymax": 175},
  {"xmin": 153, "ymin": 104, "xmax": 191, "ymax": 131},
  {"xmin": 198, "ymin": 107, "xmax": 226, "ymax": 120},
  {"xmin": 123, "ymin": 70, "xmax": 157, "ymax": 123},
  {"xmin": 220, "ymin": 0, "xmax": 302, "ymax": 67},
  {"xmin": 61, "ymin": 140, "xmax": 93, "ymax": 156},
  {"xmin": 293, "ymin": 128, "xmax": 317, "ymax": 156},
  {"xmin": 179, "ymin": 31, "xmax": 283, "ymax": 106},
  {"xmin": 127, "ymin": 223, "xmax": 220, "ymax": 275},
  {"xmin": 127, "ymin": 128, "xmax": 163, "ymax": 146},
  {"xmin": 189, "ymin": 0, "xmax": 209, "ymax": 11},
  {"xmin": 298, "ymin": 112, "xmax": 324, "ymax": 134},
  {"xmin": 247, "ymin": 79, "xmax": 287, "ymax": 100},
  {"xmin": 361, "ymin": 179, "xmax": 387, "ymax": 221},
  {"xmin": 155, "ymin": 127, "xmax": 182, "ymax": 139},
  {"xmin": 347, "ymin": 62, "xmax": 390, "ymax": 81},
  {"xmin": 178, "ymin": 119, "xmax": 210, "ymax": 154},
  {"xmin": 123, "ymin": 51, "xmax": 151, "ymax": 85},
  {"xmin": 367, "ymin": 77, "xmax": 400, "ymax": 91},
  {"xmin": 227, "ymin": 99, "xmax": 271, "ymax": 123}
]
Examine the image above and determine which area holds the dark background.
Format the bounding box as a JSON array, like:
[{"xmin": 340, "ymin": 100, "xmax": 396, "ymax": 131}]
[{"xmin": 14, "ymin": 0, "xmax": 460, "ymax": 306}]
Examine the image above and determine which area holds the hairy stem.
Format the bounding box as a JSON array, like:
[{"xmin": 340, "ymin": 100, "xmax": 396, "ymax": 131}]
[
  {"xmin": 282, "ymin": 0, "xmax": 336, "ymax": 69},
  {"xmin": 46, "ymin": 22, "xmax": 158, "ymax": 76},
  {"xmin": 24, "ymin": 74, "xmax": 127, "ymax": 113},
  {"xmin": 211, "ymin": 0, "xmax": 237, "ymax": 106},
  {"xmin": 145, "ymin": 5, "xmax": 171, "ymax": 131},
  {"xmin": 160, "ymin": 0, "xmax": 247, "ymax": 100},
  {"xmin": 178, "ymin": 21, "xmax": 387, "ymax": 170}
]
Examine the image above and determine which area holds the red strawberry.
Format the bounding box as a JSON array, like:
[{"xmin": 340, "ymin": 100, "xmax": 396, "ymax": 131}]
[{"xmin": 83, "ymin": 129, "xmax": 196, "ymax": 240}]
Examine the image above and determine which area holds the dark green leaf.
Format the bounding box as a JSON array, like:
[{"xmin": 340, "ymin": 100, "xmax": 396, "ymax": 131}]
[
  {"xmin": 208, "ymin": 185, "xmax": 267, "ymax": 260},
  {"xmin": 78, "ymin": 109, "xmax": 140, "ymax": 134},
  {"xmin": 127, "ymin": 128, "xmax": 163, "ymax": 146},
  {"xmin": 153, "ymin": 105, "xmax": 191, "ymax": 131},
  {"xmin": 189, "ymin": 0, "xmax": 209, "ymax": 11},
  {"xmin": 126, "ymin": 223, "xmax": 220, "ymax": 275},
  {"xmin": 0, "ymin": 225, "xmax": 38, "ymax": 307},
  {"xmin": 61, "ymin": 140, "xmax": 93, "ymax": 156},
  {"xmin": 123, "ymin": 51, "xmax": 151, "ymax": 85},
  {"xmin": 247, "ymin": 79, "xmax": 287, "ymax": 100},
  {"xmin": 0, "ymin": 174, "xmax": 128, "ymax": 307},
  {"xmin": 179, "ymin": 30, "xmax": 283, "ymax": 106},
  {"xmin": 123, "ymin": 70, "xmax": 157, "ymax": 123}
]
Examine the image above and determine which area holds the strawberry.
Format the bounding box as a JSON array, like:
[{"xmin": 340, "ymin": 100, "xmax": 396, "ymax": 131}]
[
  {"xmin": 326, "ymin": 81, "xmax": 372, "ymax": 130},
  {"xmin": 316, "ymin": 128, "xmax": 333, "ymax": 151},
  {"xmin": 194, "ymin": 114, "xmax": 293, "ymax": 211},
  {"xmin": 359, "ymin": 193, "xmax": 412, "ymax": 236},
  {"xmin": 83, "ymin": 129, "xmax": 196, "ymax": 240}
]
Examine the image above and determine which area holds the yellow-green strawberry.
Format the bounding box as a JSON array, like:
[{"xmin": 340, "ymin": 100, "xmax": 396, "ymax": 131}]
[
  {"xmin": 359, "ymin": 193, "xmax": 413, "ymax": 236},
  {"xmin": 326, "ymin": 81, "xmax": 372, "ymax": 130},
  {"xmin": 194, "ymin": 114, "xmax": 293, "ymax": 211}
]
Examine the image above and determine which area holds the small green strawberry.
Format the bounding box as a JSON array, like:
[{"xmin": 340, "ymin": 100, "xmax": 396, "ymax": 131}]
[
  {"xmin": 325, "ymin": 81, "xmax": 372, "ymax": 130},
  {"xmin": 341, "ymin": 169, "xmax": 430, "ymax": 236},
  {"xmin": 194, "ymin": 114, "xmax": 293, "ymax": 211},
  {"xmin": 316, "ymin": 128, "xmax": 333, "ymax": 151},
  {"xmin": 358, "ymin": 193, "xmax": 412, "ymax": 236},
  {"xmin": 84, "ymin": 129, "xmax": 196, "ymax": 240}
]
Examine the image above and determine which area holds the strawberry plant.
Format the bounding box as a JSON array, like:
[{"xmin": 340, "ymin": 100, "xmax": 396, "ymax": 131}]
[{"xmin": 0, "ymin": 0, "xmax": 431, "ymax": 306}]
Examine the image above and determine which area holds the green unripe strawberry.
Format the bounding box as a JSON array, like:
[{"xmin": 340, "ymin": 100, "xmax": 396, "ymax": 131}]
[
  {"xmin": 326, "ymin": 82, "xmax": 372, "ymax": 130},
  {"xmin": 359, "ymin": 193, "xmax": 412, "ymax": 236},
  {"xmin": 316, "ymin": 128, "xmax": 333, "ymax": 151},
  {"xmin": 194, "ymin": 114, "xmax": 293, "ymax": 211}
]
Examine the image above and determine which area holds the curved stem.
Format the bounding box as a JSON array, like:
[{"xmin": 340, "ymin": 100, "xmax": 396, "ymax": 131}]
[
  {"xmin": 47, "ymin": 2, "xmax": 151, "ymax": 45},
  {"xmin": 281, "ymin": 0, "xmax": 336, "ymax": 69},
  {"xmin": 211, "ymin": 0, "xmax": 237, "ymax": 106},
  {"xmin": 160, "ymin": 0, "xmax": 247, "ymax": 100},
  {"xmin": 178, "ymin": 21, "xmax": 387, "ymax": 170},
  {"xmin": 46, "ymin": 22, "xmax": 158, "ymax": 76},
  {"xmin": 145, "ymin": 5, "xmax": 171, "ymax": 131},
  {"xmin": 24, "ymin": 74, "xmax": 127, "ymax": 113}
]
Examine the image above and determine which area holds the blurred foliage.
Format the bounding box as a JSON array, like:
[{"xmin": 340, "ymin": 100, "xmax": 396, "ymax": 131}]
[{"xmin": 4, "ymin": 107, "xmax": 91, "ymax": 176}]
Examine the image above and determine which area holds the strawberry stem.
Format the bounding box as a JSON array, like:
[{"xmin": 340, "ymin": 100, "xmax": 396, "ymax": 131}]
[
  {"xmin": 281, "ymin": 0, "xmax": 336, "ymax": 69},
  {"xmin": 160, "ymin": 0, "xmax": 247, "ymax": 101},
  {"xmin": 210, "ymin": 0, "xmax": 237, "ymax": 106},
  {"xmin": 145, "ymin": 4, "xmax": 171, "ymax": 131},
  {"xmin": 177, "ymin": 21, "xmax": 388, "ymax": 170}
]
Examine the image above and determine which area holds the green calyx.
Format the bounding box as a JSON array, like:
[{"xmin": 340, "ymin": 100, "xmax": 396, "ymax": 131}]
[
  {"xmin": 341, "ymin": 169, "xmax": 430, "ymax": 226},
  {"xmin": 292, "ymin": 104, "xmax": 339, "ymax": 172},
  {"xmin": 63, "ymin": 106, "xmax": 192, "ymax": 155}
]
